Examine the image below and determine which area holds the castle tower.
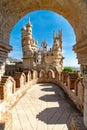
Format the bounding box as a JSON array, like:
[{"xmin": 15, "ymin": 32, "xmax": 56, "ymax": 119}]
[
  {"xmin": 44, "ymin": 30, "xmax": 64, "ymax": 72},
  {"xmin": 52, "ymin": 30, "xmax": 64, "ymax": 72},
  {"xmin": 41, "ymin": 39, "xmax": 48, "ymax": 53},
  {"xmin": 52, "ymin": 30, "xmax": 62, "ymax": 51},
  {"xmin": 21, "ymin": 18, "xmax": 38, "ymax": 70}
]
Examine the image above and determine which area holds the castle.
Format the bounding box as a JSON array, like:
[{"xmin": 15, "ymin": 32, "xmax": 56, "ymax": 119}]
[{"xmin": 21, "ymin": 19, "xmax": 64, "ymax": 72}]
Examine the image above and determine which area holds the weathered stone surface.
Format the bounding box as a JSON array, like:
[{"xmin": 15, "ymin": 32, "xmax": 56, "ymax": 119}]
[
  {"xmin": 0, "ymin": 0, "xmax": 87, "ymax": 43},
  {"xmin": 13, "ymin": 72, "xmax": 26, "ymax": 88},
  {"xmin": 0, "ymin": 0, "xmax": 87, "ymax": 128},
  {"xmin": 0, "ymin": 76, "xmax": 15, "ymax": 100},
  {"xmin": 0, "ymin": 70, "xmax": 86, "ymax": 129},
  {"xmin": 68, "ymin": 73, "xmax": 78, "ymax": 89},
  {"xmin": 0, "ymin": 112, "xmax": 12, "ymax": 130},
  {"xmin": 0, "ymin": 0, "xmax": 87, "ymax": 68}
]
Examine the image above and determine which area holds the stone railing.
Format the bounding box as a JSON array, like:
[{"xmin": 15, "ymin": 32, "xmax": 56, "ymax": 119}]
[
  {"xmin": 37, "ymin": 70, "xmax": 84, "ymax": 112},
  {"xmin": 0, "ymin": 69, "xmax": 86, "ymax": 130}
]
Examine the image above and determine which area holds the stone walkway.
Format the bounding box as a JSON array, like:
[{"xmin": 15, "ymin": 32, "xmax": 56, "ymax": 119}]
[{"xmin": 11, "ymin": 83, "xmax": 78, "ymax": 130}]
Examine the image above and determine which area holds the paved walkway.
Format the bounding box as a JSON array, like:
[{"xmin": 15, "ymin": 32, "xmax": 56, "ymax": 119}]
[{"xmin": 11, "ymin": 83, "xmax": 78, "ymax": 130}]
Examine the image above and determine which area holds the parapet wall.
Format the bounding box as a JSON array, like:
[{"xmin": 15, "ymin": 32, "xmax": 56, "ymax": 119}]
[
  {"xmin": 37, "ymin": 73, "xmax": 84, "ymax": 113},
  {"xmin": 0, "ymin": 69, "xmax": 86, "ymax": 130}
]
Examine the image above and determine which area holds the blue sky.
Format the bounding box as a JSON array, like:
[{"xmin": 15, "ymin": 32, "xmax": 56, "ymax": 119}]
[{"xmin": 9, "ymin": 10, "xmax": 79, "ymax": 67}]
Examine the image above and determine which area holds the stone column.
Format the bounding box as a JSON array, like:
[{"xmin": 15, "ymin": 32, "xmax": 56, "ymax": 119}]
[
  {"xmin": 73, "ymin": 36, "xmax": 87, "ymax": 128},
  {"xmin": 81, "ymin": 65, "xmax": 87, "ymax": 127},
  {"xmin": 0, "ymin": 42, "xmax": 12, "ymax": 80}
]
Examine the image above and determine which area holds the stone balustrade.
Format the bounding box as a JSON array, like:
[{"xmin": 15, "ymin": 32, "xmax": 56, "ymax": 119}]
[
  {"xmin": 0, "ymin": 69, "xmax": 86, "ymax": 130},
  {"xmin": 47, "ymin": 69, "xmax": 55, "ymax": 79},
  {"xmin": 38, "ymin": 70, "xmax": 84, "ymax": 112},
  {"xmin": 39, "ymin": 69, "xmax": 45, "ymax": 78}
]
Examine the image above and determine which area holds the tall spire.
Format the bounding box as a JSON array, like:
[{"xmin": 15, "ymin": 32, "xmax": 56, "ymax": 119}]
[
  {"xmin": 28, "ymin": 17, "xmax": 31, "ymax": 24},
  {"xmin": 26, "ymin": 17, "xmax": 32, "ymax": 27},
  {"xmin": 58, "ymin": 29, "xmax": 62, "ymax": 38}
]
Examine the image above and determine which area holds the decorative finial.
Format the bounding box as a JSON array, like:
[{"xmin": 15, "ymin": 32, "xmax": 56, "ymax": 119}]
[
  {"xmin": 59, "ymin": 29, "xmax": 62, "ymax": 38},
  {"xmin": 28, "ymin": 17, "xmax": 31, "ymax": 24},
  {"xmin": 26, "ymin": 17, "xmax": 32, "ymax": 27}
]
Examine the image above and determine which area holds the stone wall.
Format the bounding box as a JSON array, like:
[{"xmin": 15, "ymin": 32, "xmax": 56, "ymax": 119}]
[
  {"xmin": 37, "ymin": 70, "xmax": 84, "ymax": 113},
  {"xmin": 0, "ymin": 112, "xmax": 12, "ymax": 130},
  {"xmin": 68, "ymin": 73, "xmax": 78, "ymax": 90},
  {"xmin": 0, "ymin": 76, "xmax": 15, "ymax": 101},
  {"xmin": 13, "ymin": 72, "xmax": 26, "ymax": 88},
  {"xmin": 0, "ymin": 69, "xmax": 86, "ymax": 130}
]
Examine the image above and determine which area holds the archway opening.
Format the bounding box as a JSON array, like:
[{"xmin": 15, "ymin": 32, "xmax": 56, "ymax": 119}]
[
  {"xmin": 9, "ymin": 10, "xmax": 79, "ymax": 69},
  {"xmin": 0, "ymin": 1, "xmax": 87, "ymax": 128}
]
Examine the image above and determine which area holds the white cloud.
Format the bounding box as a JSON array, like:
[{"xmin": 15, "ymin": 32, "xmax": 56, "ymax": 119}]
[
  {"xmin": 8, "ymin": 51, "xmax": 22, "ymax": 59},
  {"xmin": 62, "ymin": 50, "xmax": 65, "ymax": 54},
  {"xmin": 63, "ymin": 42, "xmax": 75, "ymax": 47},
  {"xmin": 63, "ymin": 58, "xmax": 80, "ymax": 67},
  {"xmin": 48, "ymin": 46, "xmax": 52, "ymax": 50}
]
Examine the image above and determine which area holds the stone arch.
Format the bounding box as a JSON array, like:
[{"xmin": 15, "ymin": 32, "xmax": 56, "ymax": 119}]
[
  {"xmin": 0, "ymin": 0, "xmax": 87, "ymax": 44},
  {"xmin": 34, "ymin": 70, "xmax": 38, "ymax": 79},
  {"xmin": 0, "ymin": 0, "xmax": 87, "ymax": 127},
  {"xmin": 39, "ymin": 69, "xmax": 45, "ymax": 78},
  {"xmin": 0, "ymin": 1, "xmax": 87, "ymax": 76},
  {"xmin": 0, "ymin": 1, "xmax": 87, "ymax": 78},
  {"xmin": 47, "ymin": 69, "xmax": 55, "ymax": 79}
]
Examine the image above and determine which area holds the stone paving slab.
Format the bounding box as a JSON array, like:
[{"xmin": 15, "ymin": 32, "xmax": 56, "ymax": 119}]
[{"xmin": 11, "ymin": 83, "xmax": 78, "ymax": 130}]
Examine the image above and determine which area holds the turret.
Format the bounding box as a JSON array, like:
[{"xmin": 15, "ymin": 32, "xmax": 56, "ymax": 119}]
[
  {"xmin": 21, "ymin": 18, "xmax": 33, "ymax": 47},
  {"xmin": 52, "ymin": 30, "xmax": 62, "ymax": 51},
  {"xmin": 40, "ymin": 39, "xmax": 48, "ymax": 53},
  {"xmin": 21, "ymin": 18, "xmax": 37, "ymax": 70},
  {"xmin": 26, "ymin": 18, "xmax": 32, "ymax": 39}
]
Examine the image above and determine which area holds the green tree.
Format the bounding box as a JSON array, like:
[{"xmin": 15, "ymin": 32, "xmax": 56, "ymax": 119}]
[{"xmin": 63, "ymin": 67, "xmax": 74, "ymax": 72}]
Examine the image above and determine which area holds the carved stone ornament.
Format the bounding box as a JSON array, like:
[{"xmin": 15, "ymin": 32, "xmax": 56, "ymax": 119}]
[{"xmin": 81, "ymin": 65, "xmax": 87, "ymax": 88}]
